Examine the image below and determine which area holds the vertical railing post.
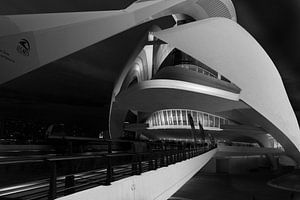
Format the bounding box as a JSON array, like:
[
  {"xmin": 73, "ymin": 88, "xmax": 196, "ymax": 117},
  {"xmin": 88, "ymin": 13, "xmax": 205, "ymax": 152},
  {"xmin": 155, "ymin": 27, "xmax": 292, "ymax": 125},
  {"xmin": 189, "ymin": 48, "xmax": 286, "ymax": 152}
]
[
  {"xmin": 132, "ymin": 154, "xmax": 137, "ymax": 175},
  {"xmin": 160, "ymin": 152, "xmax": 165, "ymax": 167},
  {"xmin": 65, "ymin": 175, "xmax": 75, "ymax": 195},
  {"xmin": 148, "ymin": 158, "xmax": 153, "ymax": 171},
  {"xmin": 138, "ymin": 154, "xmax": 142, "ymax": 175},
  {"xmin": 49, "ymin": 161, "xmax": 57, "ymax": 200},
  {"xmin": 108, "ymin": 140, "xmax": 112, "ymax": 154},
  {"xmin": 154, "ymin": 153, "xmax": 158, "ymax": 169},
  {"xmin": 165, "ymin": 151, "xmax": 169, "ymax": 166},
  {"xmin": 105, "ymin": 156, "xmax": 112, "ymax": 185},
  {"xmin": 171, "ymin": 151, "xmax": 174, "ymax": 164}
]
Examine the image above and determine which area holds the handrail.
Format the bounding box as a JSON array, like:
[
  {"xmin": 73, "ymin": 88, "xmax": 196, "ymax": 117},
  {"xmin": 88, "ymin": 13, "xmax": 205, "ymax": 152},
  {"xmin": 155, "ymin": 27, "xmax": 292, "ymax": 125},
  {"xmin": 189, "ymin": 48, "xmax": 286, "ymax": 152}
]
[{"xmin": 0, "ymin": 140, "xmax": 217, "ymax": 200}]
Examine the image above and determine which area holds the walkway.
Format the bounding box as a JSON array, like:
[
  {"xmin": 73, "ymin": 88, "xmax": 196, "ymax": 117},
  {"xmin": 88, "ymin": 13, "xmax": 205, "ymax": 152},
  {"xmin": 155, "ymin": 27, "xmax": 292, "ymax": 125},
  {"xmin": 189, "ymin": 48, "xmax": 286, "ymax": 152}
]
[{"xmin": 170, "ymin": 171, "xmax": 292, "ymax": 200}]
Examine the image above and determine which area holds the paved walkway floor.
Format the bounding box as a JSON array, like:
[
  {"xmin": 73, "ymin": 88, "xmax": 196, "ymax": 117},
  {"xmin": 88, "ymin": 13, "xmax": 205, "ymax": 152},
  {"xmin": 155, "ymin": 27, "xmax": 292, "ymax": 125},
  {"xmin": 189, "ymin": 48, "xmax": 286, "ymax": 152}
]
[{"xmin": 170, "ymin": 171, "xmax": 295, "ymax": 200}]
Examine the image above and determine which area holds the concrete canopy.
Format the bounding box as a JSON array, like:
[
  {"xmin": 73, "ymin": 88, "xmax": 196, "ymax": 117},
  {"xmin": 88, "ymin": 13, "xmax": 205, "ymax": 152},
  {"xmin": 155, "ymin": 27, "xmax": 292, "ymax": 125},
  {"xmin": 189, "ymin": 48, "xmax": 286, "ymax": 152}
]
[{"xmin": 153, "ymin": 18, "xmax": 300, "ymax": 161}]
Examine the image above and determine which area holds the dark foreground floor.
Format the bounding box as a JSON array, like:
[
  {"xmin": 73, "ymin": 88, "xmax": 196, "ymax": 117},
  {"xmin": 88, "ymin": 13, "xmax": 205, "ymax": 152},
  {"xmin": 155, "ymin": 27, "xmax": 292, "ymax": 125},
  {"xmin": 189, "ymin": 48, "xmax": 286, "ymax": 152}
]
[{"xmin": 170, "ymin": 171, "xmax": 294, "ymax": 200}]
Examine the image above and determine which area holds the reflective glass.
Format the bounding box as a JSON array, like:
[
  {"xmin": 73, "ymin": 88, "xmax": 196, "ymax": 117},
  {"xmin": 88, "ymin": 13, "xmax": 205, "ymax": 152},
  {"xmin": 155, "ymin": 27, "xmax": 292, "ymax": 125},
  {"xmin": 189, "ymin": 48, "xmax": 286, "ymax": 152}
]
[
  {"xmin": 203, "ymin": 114, "xmax": 208, "ymax": 126},
  {"xmin": 168, "ymin": 110, "xmax": 173, "ymax": 125},
  {"xmin": 159, "ymin": 111, "xmax": 164, "ymax": 125},
  {"xmin": 215, "ymin": 117, "xmax": 219, "ymax": 128},
  {"xmin": 187, "ymin": 111, "xmax": 192, "ymax": 125},
  {"xmin": 163, "ymin": 111, "xmax": 168, "ymax": 125},
  {"xmin": 177, "ymin": 110, "xmax": 182, "ymax": 125},
  {"xmin": 148, "ymin": 109, "xmax": 229, "ymax": 129},
  {"xmin": 182, "ymin": 110, "xmax": 187, "ymax": 125},
  {"xmin": 198, "ymin": 112, "xmax": 203, "ymax": 125},
  {"xmin": 192, "ymin": 111, "xmax": 197, "ymax": 124},
  {"xmin": 220, "ymin": 118, "xmax": 224, "ymax": 125},
  {"xmin": 152, "ymin": 114, "xmax": 156, "ymax": 126},
  {"xmin": 172, "ymin": 110, "xmax": 177, "ymax": 125},
  {"xmin": 157, "ymin": 112, "xmax": 162, "ymax": 126},
  {"xmin": 209, "ymin": 115, "xmax": 214, "ymax": 127}
]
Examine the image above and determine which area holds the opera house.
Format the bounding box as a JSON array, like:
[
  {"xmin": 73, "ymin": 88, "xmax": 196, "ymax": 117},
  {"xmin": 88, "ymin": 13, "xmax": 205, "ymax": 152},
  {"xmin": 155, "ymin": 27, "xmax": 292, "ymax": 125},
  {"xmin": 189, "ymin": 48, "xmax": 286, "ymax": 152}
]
[{"xmin": 0, "ymin": 0, "xmax": 300, "ymax": 199}]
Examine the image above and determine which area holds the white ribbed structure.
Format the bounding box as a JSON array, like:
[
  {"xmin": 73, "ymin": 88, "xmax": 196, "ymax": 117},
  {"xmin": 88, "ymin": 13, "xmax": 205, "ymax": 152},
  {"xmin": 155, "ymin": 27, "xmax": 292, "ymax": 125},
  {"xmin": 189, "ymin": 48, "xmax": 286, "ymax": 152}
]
[{"xmin": 146, "ymin": 109, "xmax": 229, "ymax": 130}]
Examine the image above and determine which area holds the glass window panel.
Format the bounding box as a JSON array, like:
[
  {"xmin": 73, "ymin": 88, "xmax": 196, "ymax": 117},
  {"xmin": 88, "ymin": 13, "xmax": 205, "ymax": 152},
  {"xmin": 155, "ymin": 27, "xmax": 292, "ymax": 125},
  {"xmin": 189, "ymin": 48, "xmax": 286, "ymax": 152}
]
[
  {"xmin": 152, "ymin": 114, "xmax": 156, "ymax": 126},
  {"xmin": 190, "ymin": 66, "xmax": 197, "ymax": 72},
  {"xmin": 215, "ymin": 117, "xmax": 220, "ymax": 128},
  {"xmin": 163, "ymin": 111, "xmax": 168, "ymax": 126},
  {"xmin": 172, "ymin": 110, "xmax": 177, "ymax": 125},
  {"xmin": 159, "ymin": 111, "xmax": 164, "ymax": 125},
  {"xmin": 187, "ymin": 110, "xmax": 192, "ymax": 125},
  {"xmin": 160, "ymin": 111, "xmax": 164, "ymax": 126},
  {"xmin": 209, "ymin": 115, "xmax": 214, "ymax": 127},
  {"xmin": 198, "ymin": 112, "xmax": 203, "ymax": 125},
  {"xmin": 168, "ymin": 110, "xmax": 173, "ymax": 125},
  {"xmin": 177, "ymin": 110, "xmax": 182, "ymax": 125},
  {"xmin": 192, "ymin": 111, "xmax": 197, "ymax": 124},
  {"xmin": 158, "ymin": 112, "xmax": 162, "ymax": 126},
  {"xmin": 220, "ymin": 118, "xmax": 224, "ymax": 125},
  {"xmin": 203, "ymin": 114, "xmax": 209, "ymax": 127},
  {"xmin": 182, "ymin": 110, "xmax": 187, "ymax": 125}
]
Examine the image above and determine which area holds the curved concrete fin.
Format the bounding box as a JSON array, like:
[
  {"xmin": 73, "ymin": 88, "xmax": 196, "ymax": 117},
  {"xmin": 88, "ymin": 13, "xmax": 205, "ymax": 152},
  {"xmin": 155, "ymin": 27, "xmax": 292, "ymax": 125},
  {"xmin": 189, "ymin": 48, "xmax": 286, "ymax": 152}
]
[
  {"xmin": 0, "ymin": 11, "xmax": 135, "ymax": 85},
  {"xmin": 0, "ymin": 0, "xmax": 189, "ymax": 85},
  {"xmin": 0, "ymin": 0, "xmax": 236, "ymax": 85},
  {"xmin": 153, "ymin": 17, "xmax": 300, "ymax": 151}
]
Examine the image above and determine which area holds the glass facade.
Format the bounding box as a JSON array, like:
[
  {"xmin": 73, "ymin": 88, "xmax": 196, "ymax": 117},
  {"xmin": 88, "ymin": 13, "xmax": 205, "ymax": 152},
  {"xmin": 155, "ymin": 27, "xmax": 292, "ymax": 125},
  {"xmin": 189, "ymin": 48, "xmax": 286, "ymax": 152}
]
[
  {"xmin": 174, "ymin": 64, "xmax": 217, "ymax": 78},
  {"xmin": 146, "ymin": 109, "xmax": 230, "ymax": 130}
]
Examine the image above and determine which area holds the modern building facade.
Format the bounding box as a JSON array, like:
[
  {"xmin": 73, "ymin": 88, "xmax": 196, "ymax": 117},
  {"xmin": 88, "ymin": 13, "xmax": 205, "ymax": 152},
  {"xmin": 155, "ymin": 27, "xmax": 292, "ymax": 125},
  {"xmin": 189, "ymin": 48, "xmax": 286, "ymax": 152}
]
[{"xmin": 1, "ymin": 0, "xmax": 300, "ymax": 199}]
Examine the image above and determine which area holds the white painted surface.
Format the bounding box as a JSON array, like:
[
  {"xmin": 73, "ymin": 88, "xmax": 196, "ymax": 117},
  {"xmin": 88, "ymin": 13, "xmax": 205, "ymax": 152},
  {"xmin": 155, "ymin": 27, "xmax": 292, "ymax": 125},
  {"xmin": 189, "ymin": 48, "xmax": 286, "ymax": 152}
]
[
  {"xmin": 153, "ymin": 18, "xmax": 300, "ymax": 152},
  {"xmin": 0, "ymin": 0, "xmax": 236, "ymax": 84},
  {"xmin": 116, "ymin": 79, "xmax": 246, "ymax": 113},
  {"xmin": 58, "ymin": 149, "xmax": 216, "ymax": 200}
]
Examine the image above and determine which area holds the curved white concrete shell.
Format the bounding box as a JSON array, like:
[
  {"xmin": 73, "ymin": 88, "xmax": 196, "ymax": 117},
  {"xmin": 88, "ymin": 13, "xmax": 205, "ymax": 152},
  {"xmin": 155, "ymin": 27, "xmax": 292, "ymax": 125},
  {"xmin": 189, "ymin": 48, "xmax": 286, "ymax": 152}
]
[
  {"xmin": 153, "ymin": 18, "xmax": 300, "ymax": 154},
  {"xmin": 116, "ymin": 79, "xmax": 246, "ymax": 113},
  {"xmin": 0, "ymin": 0, "xmax": 235, "ymax": 85}
]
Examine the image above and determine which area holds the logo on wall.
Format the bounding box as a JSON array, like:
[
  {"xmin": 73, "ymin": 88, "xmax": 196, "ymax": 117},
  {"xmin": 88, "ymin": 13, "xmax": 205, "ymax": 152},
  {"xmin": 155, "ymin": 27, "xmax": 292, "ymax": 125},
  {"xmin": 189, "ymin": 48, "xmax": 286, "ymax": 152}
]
[{"xmin": 16, "ymin": 38, "xmax": 30, "ymax": 56}]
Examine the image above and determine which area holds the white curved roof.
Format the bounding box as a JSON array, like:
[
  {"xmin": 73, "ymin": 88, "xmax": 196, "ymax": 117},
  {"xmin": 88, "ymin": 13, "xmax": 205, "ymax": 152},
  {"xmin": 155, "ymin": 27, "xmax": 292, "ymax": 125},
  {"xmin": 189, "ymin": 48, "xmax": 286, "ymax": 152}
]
[{"xmin": 153, "ymin": 17, "xmax": 300, "ymax": 152}]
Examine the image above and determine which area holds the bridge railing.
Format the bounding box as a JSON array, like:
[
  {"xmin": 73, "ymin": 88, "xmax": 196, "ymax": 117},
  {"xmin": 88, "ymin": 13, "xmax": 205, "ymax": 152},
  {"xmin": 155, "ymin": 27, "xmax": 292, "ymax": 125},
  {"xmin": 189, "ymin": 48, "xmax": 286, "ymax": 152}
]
[{"xmin": 0, "ymin": 140, "xmax": 216, "ymax": 200}]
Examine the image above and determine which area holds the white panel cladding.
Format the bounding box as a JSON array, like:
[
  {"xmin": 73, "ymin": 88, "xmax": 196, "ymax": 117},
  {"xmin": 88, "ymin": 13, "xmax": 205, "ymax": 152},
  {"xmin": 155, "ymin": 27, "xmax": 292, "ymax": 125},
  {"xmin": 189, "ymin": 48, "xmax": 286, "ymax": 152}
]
[
  {"xmin": 153, "ymin": 18, "xmax": 300, "ymax": 156},
  {"xmin": 146, "ymin": 108, "xmax": 230, "ymax": 130}
]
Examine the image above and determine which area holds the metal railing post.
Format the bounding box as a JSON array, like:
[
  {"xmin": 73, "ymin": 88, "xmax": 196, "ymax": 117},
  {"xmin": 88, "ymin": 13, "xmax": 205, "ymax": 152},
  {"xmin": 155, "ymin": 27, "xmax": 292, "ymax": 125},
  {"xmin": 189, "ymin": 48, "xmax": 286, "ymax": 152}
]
[
  {"xmin": 49, "ymin": 161, "xmax": 57, "ymax": 200},
  {"xmin": 65, "ymin": 175, "xmax": 75, "ymax": 195},
  {"xmin": 138, "ymin": 154, "xmax": 142, "ymax": 175},
  {"xmin": 154, "ymin": 153, "xmax": 158, "ymax": 169},
  {"xmin": 108, "ymin": 140, "xmax": 112, "ymax": 154},
  {"xmin": 132, "ymin": 158, "xmax": 137, "ymax": 175},
  {"xmin": 105, "ymin": 156, "xmax": 112, "ymax": 185}
]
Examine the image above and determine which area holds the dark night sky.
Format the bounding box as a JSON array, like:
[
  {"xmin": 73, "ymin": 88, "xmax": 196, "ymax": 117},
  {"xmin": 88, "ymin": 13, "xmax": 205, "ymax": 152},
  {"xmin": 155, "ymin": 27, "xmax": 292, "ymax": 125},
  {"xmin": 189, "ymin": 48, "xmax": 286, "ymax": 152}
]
[{"xmin": 232, "ymin": 0, "xmax": 300, "ymax": 113}]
